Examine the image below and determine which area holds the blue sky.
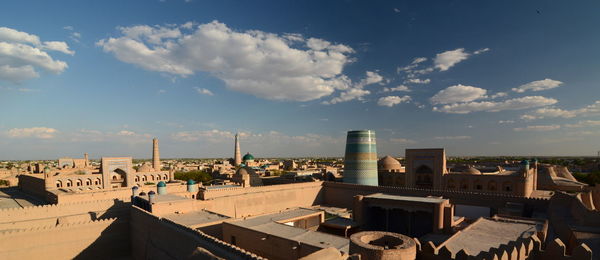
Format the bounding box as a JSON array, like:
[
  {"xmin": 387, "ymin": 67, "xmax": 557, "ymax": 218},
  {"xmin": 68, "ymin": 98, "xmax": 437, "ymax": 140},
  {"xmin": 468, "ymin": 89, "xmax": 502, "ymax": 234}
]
[{"xmin": 1, "ymin": 0, "xmax": 599, "ymax": 159}]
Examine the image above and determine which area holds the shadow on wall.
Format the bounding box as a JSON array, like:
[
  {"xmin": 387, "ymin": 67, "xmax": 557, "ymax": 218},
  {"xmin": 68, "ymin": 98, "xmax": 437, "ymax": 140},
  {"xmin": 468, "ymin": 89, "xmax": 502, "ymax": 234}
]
[
  {"xmin": 0, "ymin": 187, "xmax": 46, "ymax": 206},
  {"xmin": 75, "ymin": 200, "xmax": 131, "ymax": 259}
]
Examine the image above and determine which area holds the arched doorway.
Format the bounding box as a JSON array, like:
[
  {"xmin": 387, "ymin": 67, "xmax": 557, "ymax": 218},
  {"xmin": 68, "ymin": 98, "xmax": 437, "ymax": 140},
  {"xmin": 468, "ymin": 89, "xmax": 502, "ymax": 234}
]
[{"xmin": 415, "ymin": 165, "xmax": 434, "ymax": 188}]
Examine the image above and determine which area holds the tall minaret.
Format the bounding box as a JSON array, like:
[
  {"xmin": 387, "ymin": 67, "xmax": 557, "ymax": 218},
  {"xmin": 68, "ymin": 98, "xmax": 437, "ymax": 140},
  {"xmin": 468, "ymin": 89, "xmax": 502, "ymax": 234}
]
[
  {"xmin": 84, "ymin": 153, "xmax": 89, "ymax": 167},
  {"xmin": 152, "ymin": 138, "xmax": 161, "ymax": 171},
  {"xmin": 234, "ymin": 133, "xmax": 242, "ymax": 166}
]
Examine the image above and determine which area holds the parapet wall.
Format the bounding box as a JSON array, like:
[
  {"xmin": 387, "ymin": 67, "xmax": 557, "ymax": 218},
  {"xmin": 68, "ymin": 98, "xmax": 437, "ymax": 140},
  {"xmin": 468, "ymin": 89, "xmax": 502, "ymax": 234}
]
[
  {"xmin": 199, "ymin": 181, "xmax": 324, "ymax": 218},
  {"xmin": 131, "ymin": 206, "xmax": 264, "ymax": 259},
  {"xmin": 322, "ymin": 182, "xmax": 549, "ymax": 211},
  {"xmin": 0, "ymin": 198, "xmax": 129, "ymax": 224},
  {"xmin": 0, "ymin": 217, "xmax": 130, "ymax": 260},
  {"xmin": 415, "ymin": 234, "xmax": 591, "ymax": 260},
  {"xmin": 17, "ymin": 174, "xmax": 47, "ymax": 199}
]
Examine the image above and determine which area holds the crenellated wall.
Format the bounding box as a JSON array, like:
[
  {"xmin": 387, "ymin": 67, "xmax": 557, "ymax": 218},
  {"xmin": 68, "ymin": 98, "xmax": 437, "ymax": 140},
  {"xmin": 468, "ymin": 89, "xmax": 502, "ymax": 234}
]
[
  {"xmin": 414, "ymin": 234, "xmax": 592, "ymax": 260},
  {"xmin": 198, "ymin": 182, "xmax": 324, "ymax": 218},
  {"xmin": 131, "ymin": 206, "xmax": 264, "ymax": 259},
  {"xmin": 323, "ymin": 182, "xmax": 549, "ymax": 213},
  {"xmin": 0, "ymin": 217, "xmax": 130, "ymax": 260},
  {"xmin": 0, "ymin": 198, "xmax": 129, "ymax": 230}
]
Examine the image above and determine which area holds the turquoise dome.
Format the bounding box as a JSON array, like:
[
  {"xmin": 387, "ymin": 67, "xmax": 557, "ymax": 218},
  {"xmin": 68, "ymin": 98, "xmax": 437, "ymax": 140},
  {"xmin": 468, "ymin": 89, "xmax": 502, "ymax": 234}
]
[
  {"xmin": 242, "ymin": 152, "xmax": 254, "ymax": 161},
  {"xmin": 187, "ymin": 179, "xmax": 195, "ymax": 185},
  {"xmin": 157, "ymin": 181, "xmax": 166, "ymax": 187},
  {"xmin": 520, "ymin": 160, "xmax": 530, "ymax": 165}
]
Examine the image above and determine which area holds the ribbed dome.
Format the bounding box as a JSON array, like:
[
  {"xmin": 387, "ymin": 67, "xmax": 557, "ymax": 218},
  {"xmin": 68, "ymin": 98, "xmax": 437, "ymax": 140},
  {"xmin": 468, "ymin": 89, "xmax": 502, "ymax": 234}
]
[
  {"xmin": 463, "ymin": 167, "xmax": 482, "ymax": 175},
  {"xmin": 138, "ymin": 163, "xmax": 153, "ymax": 172},
  {"xmin": 157, "ymin": 181, "xmax": 166, "ymax": 187},
  {"xmin": 378, "ymin": 155, "xmax": 401, "ymax": 171},
  {"xmin": 242, "ymin": 153, "xmax": 254, "ymax": 161},
  {"xmin": 236, "ymin": 166, "xmax": 256, "ymax": 176}
]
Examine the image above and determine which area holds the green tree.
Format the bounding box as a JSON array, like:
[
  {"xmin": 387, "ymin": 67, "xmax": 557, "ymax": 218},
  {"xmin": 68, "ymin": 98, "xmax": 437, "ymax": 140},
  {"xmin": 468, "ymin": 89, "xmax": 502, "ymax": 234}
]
[{"xmin": 174, "ymin": 170, "xmax": 213, "ymax": 184}]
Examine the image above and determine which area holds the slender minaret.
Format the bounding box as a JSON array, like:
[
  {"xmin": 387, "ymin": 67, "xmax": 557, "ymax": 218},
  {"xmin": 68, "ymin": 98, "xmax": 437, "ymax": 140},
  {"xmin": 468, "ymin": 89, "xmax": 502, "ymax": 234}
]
[
  {"xmin": 234, "ymin": 133, "xmax": 242, "ymax": 166},
  {"xmin": 152, "ymin": 138, "xmax": 161, "ymax": 171},
  {"xmin": 84, "ymin": 153, "xmax": 89, "ymax": 167}
]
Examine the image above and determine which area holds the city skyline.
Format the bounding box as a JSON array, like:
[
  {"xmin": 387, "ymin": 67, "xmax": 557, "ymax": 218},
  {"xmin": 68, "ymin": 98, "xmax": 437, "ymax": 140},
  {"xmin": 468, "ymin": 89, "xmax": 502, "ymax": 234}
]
[{"xmin": 1, "ymin": 0, "xmax": 600, "ymax": 159}]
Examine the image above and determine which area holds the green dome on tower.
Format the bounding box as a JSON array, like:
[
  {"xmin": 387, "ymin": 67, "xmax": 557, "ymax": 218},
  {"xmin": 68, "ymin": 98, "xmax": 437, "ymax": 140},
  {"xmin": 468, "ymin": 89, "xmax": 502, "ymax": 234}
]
[
  {"xmin": 242, "ymin": 152, "xmax": 254, "ymax": 161},
  {"xmin": 157, "ymin": 181, "xmax": 166, "ymax": 187}
]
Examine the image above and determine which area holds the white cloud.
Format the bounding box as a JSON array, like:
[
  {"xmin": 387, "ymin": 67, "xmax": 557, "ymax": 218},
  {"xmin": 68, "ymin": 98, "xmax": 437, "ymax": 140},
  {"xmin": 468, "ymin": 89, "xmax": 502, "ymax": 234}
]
[
  {"xmin": 382, "ymin": 85, "xmax": 410, "ymax": 92},
  {"xmin": 377, "ymin": 95, "xmax": 411, "ymax": 107},
  {"xmin": 473, "ymin": 48, "xmax": 490, "ymax": 55},
  {"xmin": 389, "ymin": 138, "xmax": 416, "ymax": 144},
  {"xmin": 565, "ymin": 120, "xmax": 600, "ymax": 128},
  {"xmin": 412, "ymin": 57, "xmax": 427, "ymax": 64},
  {"xmin": 98, "ymin": 21, "xmax": 355, "ymax": 102},
  {"xmin": 434, "ymin": 136, "xmax": 471, "ymax": 140},
  {"xmin": 323, "ymin": 71, "xmax": 383, "ymax": 104},
  {"xmin": 498, "ymin": 120, "xmax": 515, "ymax": 124},
  {"xmin": 520, "ymin": 115, "xmax": 537, "ymax": 121},
  {"xmin": 195, "ymin": 87, "xmax": 214, "ymax": 96},
  {"xmin": 489, "ymin": 92, "xmax": 507, "ymax": 99},
  {"xmin": 171, "ymin": 129, "xmax": 342, "ymax": 148},
  {"xmin": 0, "ymin": 27, "xmax": 71, "ymax": 83},
  {"xmin": 520, "ymin": 100, "xmax": 600, "ymax": 120},
  {"xmin": 434, "ymin": 48, "xmax": 470, "ymax": 71},
  {"xmin": 512, "ymin": 78, "xmax": 563, "ymax": 93},
  {"xmin": 514, "ymin": 125, "xmax": 561, "ymax": 132},
  {"xmin": 324, "ymin": 88, "xmax": 370, "ymax": 105},
  {"xmin": 42, "ymin": 41, "xmax": 74, "ymax": 55},
  {"xmin": 433, "ymin": 96, "xmax": 557, "ymax": 114},
  {"xmin": 7, "ymin": 127, "xmax": 58, "ymax": 139},
  {"xmin": 430, "ymin": 84, "xmax": 487, "ymax": 104},
  {"xmin": 117, "ymin": 130, "xmax": 136, "ymax": 136},
  {"xmin": 405, "ymin": 78, "xmax": 430, "ymax": 84}
]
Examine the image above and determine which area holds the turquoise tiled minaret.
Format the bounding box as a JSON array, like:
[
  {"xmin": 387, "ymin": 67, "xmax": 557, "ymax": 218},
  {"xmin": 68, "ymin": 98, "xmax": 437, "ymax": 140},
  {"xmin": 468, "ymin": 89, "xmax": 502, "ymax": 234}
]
[{"xmin": 343, "ymin": 130, "xmax": 378, "ymax": 186}]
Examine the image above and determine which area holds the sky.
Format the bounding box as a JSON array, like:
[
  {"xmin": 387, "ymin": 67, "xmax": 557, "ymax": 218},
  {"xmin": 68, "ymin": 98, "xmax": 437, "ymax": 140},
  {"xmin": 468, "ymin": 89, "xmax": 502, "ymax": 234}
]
[{"xmin": 1, "ymin": 0, "xmax": 599, "ymax": 160}]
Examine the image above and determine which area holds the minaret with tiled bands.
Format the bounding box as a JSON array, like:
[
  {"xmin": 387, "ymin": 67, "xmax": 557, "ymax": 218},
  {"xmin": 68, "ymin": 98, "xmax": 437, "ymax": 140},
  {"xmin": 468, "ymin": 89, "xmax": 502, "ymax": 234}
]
[{"xmin": 343, "ymin": 130, "xmax": 378, "ymax": 186}]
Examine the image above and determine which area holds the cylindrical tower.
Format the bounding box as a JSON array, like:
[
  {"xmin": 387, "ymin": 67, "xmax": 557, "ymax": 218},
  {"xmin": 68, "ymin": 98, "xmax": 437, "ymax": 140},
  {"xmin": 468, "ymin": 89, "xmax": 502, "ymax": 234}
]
[
  {"xmin": 234, "ymin": 133, "xmax": 242, "ymax": 166},
  {"xmin": 157, "ymin": 181, "xmax": 167, "ymax": 195},
  {"xmin": 84, "ymin": 153, "xmax": 89, "ymax": 167},
  {"xmin": 344, "ymin": 130, "xmax": 378, "ymax": 186},
  {"xmin": 152, "ymin": 138, "xmax": 161, "ymax": 171}
]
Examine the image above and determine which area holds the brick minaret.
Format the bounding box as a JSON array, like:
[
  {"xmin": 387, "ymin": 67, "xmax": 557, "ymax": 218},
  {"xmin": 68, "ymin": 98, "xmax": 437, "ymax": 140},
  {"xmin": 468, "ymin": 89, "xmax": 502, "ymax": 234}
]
[
  {"xmin": 152, "ymin": 138, "xmax": 161, "ymax": 171},
  {"xmin": 234, "ymin": 133, "xmax": 242, "ymax": 166}
]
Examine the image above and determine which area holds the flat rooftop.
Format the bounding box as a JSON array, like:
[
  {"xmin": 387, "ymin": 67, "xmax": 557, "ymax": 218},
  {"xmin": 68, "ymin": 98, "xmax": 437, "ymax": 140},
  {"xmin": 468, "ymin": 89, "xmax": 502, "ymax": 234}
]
[
  {"xmin": 203, "ymin": 184, "xmax": 241, "ymax": 190},
  {"xmin": 163, "ymin": 209, "xmax": 230, "ymax": 228},
  {"xmin": 363, "ymin": 193, "xmax": 447, "ymax": 204},
  {"xmin": 442, "ymin": 216, "xmax": 545, "ymax": 256},
  {"xmin": 227, "ymin": 208, "xmax": 349, "ymax": 253}
]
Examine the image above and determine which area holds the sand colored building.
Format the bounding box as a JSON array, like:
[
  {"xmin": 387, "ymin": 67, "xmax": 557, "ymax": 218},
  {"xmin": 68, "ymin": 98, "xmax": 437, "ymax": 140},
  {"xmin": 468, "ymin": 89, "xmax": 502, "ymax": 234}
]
[{"xmin": 378, "ymin": 149, "xmax": 537, "ymax": 197}]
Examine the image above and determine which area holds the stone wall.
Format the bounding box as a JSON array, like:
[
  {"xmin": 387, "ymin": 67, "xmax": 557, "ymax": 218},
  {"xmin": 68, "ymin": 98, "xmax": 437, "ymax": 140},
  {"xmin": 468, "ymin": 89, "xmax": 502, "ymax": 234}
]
[
  {"xmin": 222, "ymin": 222, "xmax": 328, "ymax": 260},
  {"xmin": 323, "ymin": 182, "xmax": 549, "ymax": 213},
  {"xmin": 0, "ymin": 218, "xmax": 130, "ymax": 260},
  {"xmin": 17, "ymin": 174, "xmax": 47, "ymax": 199},
  {"xmin": 131, "ymin": 206, "xmax": 263, "ymax": 259},
  {"xmin": 200, "ymin": 182, "xmax": 324, "ymax": 218},
  {"xmin": 415, "ymin": 234, "xmax": 591, "ymax": 260},
  {"xmin": 0, "ymin": 198, "xmax": 129, "ymax": 230}
]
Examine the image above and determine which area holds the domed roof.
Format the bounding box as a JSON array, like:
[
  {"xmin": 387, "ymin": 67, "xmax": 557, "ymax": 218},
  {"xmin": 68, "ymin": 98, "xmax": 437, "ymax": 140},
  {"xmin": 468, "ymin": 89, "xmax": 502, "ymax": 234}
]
[
  {"xmin": 242, "ymin": 152, "xmax": 254, "ymax": 161},
  {"xmin": 378, "ymin": 156, "xmax": 401, "ymax": 171},
  {"xmin": 148, "ymin": 190, "xmax": 156, "ymax": 195},
  {"xmin": 521, "ymin": 160, "xmax": 530, "ymax": 165},
  {"xmin": 187, "ymin": 179, "xmax": 196, "ymax": 185},
  {"xmin": 157, "ymin": 181, "xmax": 166, "ymax": 187},
  {"xmin": 236, "ymin": 166, "xmax": 256, "ymax": 176},
  {"xmin": 138, "ymin": 163, "xmax": 153, "ymax": 172},
  {"xmin": 463, "ymin": 167, "xmax": 482, "ymax": 175}
]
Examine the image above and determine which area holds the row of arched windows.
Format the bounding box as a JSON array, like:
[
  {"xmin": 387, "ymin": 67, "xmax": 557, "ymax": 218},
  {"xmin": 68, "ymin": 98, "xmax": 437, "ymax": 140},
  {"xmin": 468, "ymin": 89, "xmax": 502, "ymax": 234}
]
[
  {"xmin": 56, "ymin": 178, "xmax": 101, "ymax": 188},
  {"xmin": 446, "ymin": 179, "xmax": 513, "ymax": 192},
  {"xmin": 134, "ymin": 174, "xmax": 169, "ymax": 183}
]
